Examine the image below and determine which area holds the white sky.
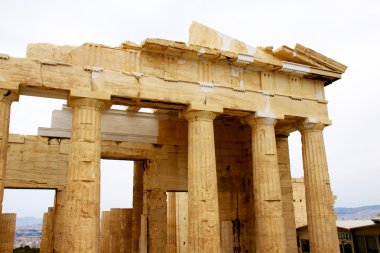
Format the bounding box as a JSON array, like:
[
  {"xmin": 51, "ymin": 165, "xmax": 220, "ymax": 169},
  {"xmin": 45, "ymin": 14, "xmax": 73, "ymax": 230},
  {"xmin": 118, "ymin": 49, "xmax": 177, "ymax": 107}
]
[{"xmin": 1, "ymin": 0, "xmax": 380, "ymax": 217}]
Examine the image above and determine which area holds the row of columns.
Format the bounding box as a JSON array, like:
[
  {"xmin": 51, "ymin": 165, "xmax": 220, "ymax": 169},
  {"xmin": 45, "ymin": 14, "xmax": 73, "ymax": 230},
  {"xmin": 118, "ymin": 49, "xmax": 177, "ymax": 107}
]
[
  {"xmin": 0, "ymin": 89, "xmax": 339, "ymax": 253},
  {"xmin": 184, "ymin": 110, "xmax": 339, "ymax": 253}
]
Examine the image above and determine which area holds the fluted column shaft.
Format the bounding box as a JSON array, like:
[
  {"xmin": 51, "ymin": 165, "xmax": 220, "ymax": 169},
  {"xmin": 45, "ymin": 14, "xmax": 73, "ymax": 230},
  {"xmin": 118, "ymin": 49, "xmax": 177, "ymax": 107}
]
[
  {"xmin": 276, "ymin": 135, "xmax": 298, "ymax": 253},
  {"xmin": 298, "ymin": 122, "xmax": 339, "ymax": 253},
  {"xmin": 60, "ymin": 97, "xmax": 108, "ymax": 253},
  {"xmin": 185, "ymin": 110, "xmax": 221, "ymax": 253},
  {"xmin": 246, "ymin": 116, "xmax": 286, "ymax": 253},
  {"xmin": 0, "ymin": 90, "xmax": 18, "ymax": 214},
  {"xmin": 167, "ymin": 192, "xmax": 177, "ymax": 253},
  {"xmin": 132, "ymin": 161, "xmax": 144, "ymax": 253}
]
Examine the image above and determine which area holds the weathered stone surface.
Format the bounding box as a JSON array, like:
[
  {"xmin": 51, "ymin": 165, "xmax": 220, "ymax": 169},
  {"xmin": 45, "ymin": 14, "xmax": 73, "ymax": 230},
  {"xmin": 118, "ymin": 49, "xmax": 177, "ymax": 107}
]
[
  {"xmin": 0, "ymin": 90, "xmax": 17, "ymax": 214},
  {"xmin": 276, "ymin": 135, "xmax": 298, "ymax": 253},
  {"xmin": 40, "ymin": 207, "xmax": 55, "ymax": 253},
  {"xmin": 0, "ymin": 22, "xmax": 347, "ymax": 253},
  {"xmin": 292, "ymin": 178, "xmax": 307, "ymax": 227},
  {"xmin": 185, "ymin": 110, "xmax": 221, "ymax": 253},
  {"xmin": 0, "ymin": 213, "xmax": 16, "ymax": 253},
  {"xmin": 53, "ymin": 189, "xmax": 65, "ymax": 252},
  {"xmin": 101, "ymin": 208, "xmax": 132, "ymax": 253},
  {"xmin": 60, "ymin": 98, "xmax": 108, "ymax": 253},
  {"xmin": 143, "ymin": 187, "xmax": 167, "ymax": 253},
  {"xmin": 297, "ymin": 122, "xmax": 340, "ymax": 253},
  {"xmin": 175, "ymin": 192, "xmax": 188, "ymax": 253},
  {"xmin": 101, "ymin": 211, "xmax": 110, "ymax": 253},
  {"xmin": 246, "ymin": 116, "xmax": 287, "ymax": 253},
  {"xmin": 167, "ymin": 192, "xmax": 177, "ymax": 253},
  {"xmin": 132, "ymin": 161, "xmax": 144, "ymax": 253}
]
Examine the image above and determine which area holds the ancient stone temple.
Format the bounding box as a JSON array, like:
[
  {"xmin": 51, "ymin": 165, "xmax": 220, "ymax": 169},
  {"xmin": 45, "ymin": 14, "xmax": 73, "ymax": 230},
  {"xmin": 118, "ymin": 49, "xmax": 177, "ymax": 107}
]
[{"xmin": 0, "ymin": 22, "xmax": 346, "ymax": 253}]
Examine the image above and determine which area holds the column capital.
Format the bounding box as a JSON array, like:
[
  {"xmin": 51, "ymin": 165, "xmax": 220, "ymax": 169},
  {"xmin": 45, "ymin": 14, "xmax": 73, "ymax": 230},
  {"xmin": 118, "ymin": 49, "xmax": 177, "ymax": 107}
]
[
  {"xmin": 245, "ymin": 114, "xmax": 277, "ymax": 127},
  {"xmin": 0, "ymin": 89, "xmax": 19, "ymax": 104},
  {"xmin": 183, "ymin": 110, "xmax": 217, "ymax": 122},
  {"xmin": 296, "ymin": 118, "xmax": 327, "ymax": 132},
  {"xmin": 68, "ymin": 97, "xmax": 110, "ymax": 111}
]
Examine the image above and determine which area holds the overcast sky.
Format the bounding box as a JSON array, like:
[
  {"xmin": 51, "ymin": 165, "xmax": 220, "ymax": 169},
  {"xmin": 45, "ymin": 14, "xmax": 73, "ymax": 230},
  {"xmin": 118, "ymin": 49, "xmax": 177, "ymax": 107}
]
[{"xmin": 1, "ymin": 0, "xmax": 380, "ymax": 218}]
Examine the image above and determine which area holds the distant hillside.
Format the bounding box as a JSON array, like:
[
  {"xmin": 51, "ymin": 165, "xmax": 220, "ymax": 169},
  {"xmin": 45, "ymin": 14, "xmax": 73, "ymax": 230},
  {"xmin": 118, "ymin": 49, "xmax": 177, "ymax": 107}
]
[
  {"xmin": 16, "ymin": 216, "xmax": 43, "ymax": 227},
  {"xmin": 336, "ymin": 205, "xmax": 380, "ymax": 220}
]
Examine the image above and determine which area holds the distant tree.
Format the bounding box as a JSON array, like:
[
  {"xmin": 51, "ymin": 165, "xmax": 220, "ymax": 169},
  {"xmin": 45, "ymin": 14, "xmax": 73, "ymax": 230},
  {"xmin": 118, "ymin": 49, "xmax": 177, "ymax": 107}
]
[{"xmin": 13, "ymin": 246, "xmax": 39, "ymax": 253}]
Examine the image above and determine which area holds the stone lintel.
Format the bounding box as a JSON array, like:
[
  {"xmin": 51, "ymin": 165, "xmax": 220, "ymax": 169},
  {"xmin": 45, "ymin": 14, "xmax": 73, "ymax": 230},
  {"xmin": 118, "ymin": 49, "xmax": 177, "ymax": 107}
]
[
  {"xmin": 69, "ymin": 89, "xmax": 111, "ymax": 101},
  {"xmin": 0, "ymin": 81, "xmax": 19, "ymax": 92},
  {"xmin": 255, "ymin": 110, "xmax": 284, "ymax": 120},
  {"xmin": 185, "ymin": 102, "xmax": 223, "ymax": 114}
]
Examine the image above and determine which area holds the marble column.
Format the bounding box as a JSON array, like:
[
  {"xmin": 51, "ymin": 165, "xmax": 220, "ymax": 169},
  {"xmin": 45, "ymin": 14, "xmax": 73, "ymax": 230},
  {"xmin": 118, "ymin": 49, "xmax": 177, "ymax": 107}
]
[
  {"xmin": 276, "ymin": 135, "xmax": 298, "ymax": 253},
  {"xmin": 184, "ymin": 110, "xmax": 221, "ymax": 253},
  {"xmin": 60, "ymin": 97, "xmax": 108, "ymax": 253},
  {"xmin": 0, "ymin": 89, "xmax": 18, "ymax": 214},
  {"xmin": 132, "ymin": 161, "xmax": 144, "ymax": 253},
  {"xmin": 167, "ymin": 192, "xmax": 177, "ymax": 253},
  {"xmin": 246, "ymin": 116, "xmax": 286, "ymax": 253},
  {"xmin": 0, "ymin": 213, "xmax": 16, "ymax": 253},
  {"xmin": 298, "ymin": 120, "xmax": 339, "ymax": 253}
]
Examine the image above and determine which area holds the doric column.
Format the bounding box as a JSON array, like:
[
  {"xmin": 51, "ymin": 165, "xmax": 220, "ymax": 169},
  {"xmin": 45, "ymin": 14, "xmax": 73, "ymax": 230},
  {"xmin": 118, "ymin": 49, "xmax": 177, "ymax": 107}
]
[
  {"xmin": 246, "ymin": 116, "xmax": 286, "ymax": 253},
  {"xmin": 132, "ymin": 161, "xmax": 144, "ymax": 253},
  {"xmin": 60, "ymin": 97, "xmax": 108, "ymax": 253},
  {"xmin": 167, "ymin": 192, "xmax": 177, "ymax": 253},
  {"xmin": 0, "ymin": 213, "xmax": 16, "ymax": 253},
  {"xmin": 184, "ymin": 110, "xmax": 221, "ymax": 253},
  {"xmin": 297, "ymin": 120, "xmax": 339, "ymax": 253},
  {"xmin": 0, "ymin": 89, "xmax": 18, "ymax": 214},
  {"xmin": 276, "ymin": 135, "xmax": 298, "ymax": 253}
]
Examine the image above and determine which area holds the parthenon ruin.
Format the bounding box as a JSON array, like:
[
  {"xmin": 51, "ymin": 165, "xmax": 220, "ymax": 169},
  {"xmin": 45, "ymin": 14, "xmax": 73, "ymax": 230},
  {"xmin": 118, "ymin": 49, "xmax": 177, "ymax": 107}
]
[{"xmin": 0, "ymin": 22, "xmax": 347, "ymax": 252}]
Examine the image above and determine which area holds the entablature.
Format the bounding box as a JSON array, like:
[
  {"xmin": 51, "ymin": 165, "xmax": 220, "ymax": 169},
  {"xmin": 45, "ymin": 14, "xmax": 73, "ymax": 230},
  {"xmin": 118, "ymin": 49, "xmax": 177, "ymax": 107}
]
[{"xmin": 0, "ymin": 22, "xmax": 346, "ymax": 125}]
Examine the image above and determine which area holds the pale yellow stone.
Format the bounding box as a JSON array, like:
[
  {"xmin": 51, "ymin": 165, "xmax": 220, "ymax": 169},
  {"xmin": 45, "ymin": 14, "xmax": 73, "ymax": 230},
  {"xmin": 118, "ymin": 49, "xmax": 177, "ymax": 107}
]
[
  {"xmin": 276, "ymin": 135, "xmax": 298, "ymax": 253},
  {"xmin": 297, "ymin": 122, "xmax": 340, "ymax": 253},
  {"xmin": 132, "ymin": 161, "xmax": 144, "ymax": 253},
  {"xmin": 292, "ymin": 178, "xmax": 308, "ymax": 228},
  {"xmin": 100, "ymin": 208, "xmax": 132, "ymax": 253},
  {"xmin": 101, "ymin": 211, "xmax": 110, "ymax": 253},
  {"xmin": 40, "ymin": 207, "xmax": 55, "ymax": 253},
  {"xmin": 59, "ymin": 98, "xmax": 108, "ymax": 253},
  {"xmin": 0, "ymin": 213, "xmax": 16, "ymax": 253},
  {"xmin": 185, "ymin": 110, "xmax": 221, "ymax": 253},
  {"xmin": 246, "ymin": 116, "xmax": 287, "ymax": 253},
  {"xmin": 0, "ymin": 90, "xmax": 18, "ymax": 214},
  {"xmin": 142, "ymin": 187, "xmax": 167, "ymax": 252},
  {"xmin": 167, "ymin": 192, "xmax": 177, "ymax": 253},
  {"xmin": 0, "ymin": 22, "xmax": 347, "ymax": 253}
]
